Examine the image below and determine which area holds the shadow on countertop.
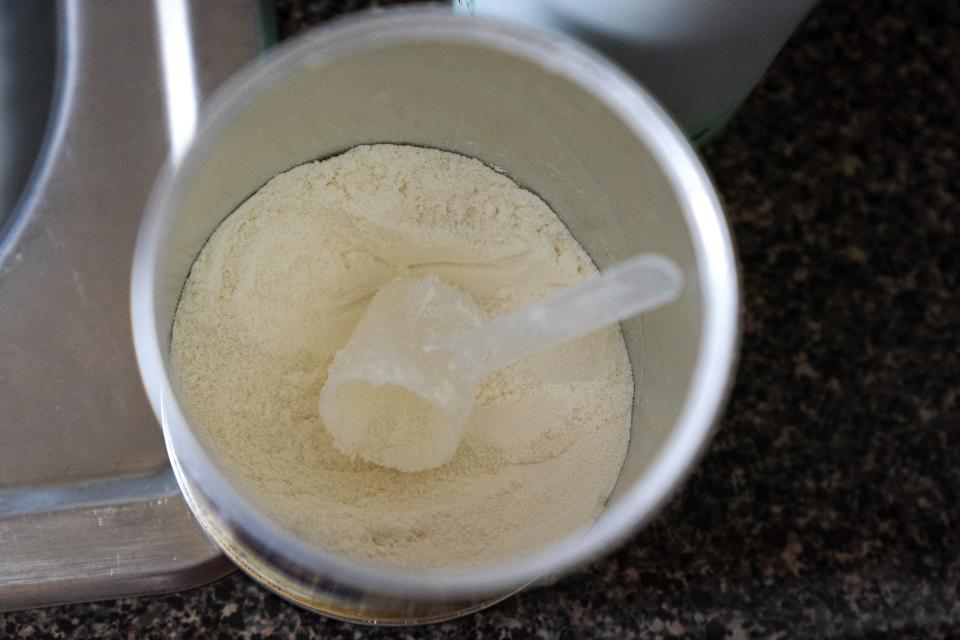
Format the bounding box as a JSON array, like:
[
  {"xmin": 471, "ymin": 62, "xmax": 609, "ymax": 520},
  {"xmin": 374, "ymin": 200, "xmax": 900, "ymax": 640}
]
[{"xmin": 3, "ymin": 0, "xmax": 958, "ymax": 637}]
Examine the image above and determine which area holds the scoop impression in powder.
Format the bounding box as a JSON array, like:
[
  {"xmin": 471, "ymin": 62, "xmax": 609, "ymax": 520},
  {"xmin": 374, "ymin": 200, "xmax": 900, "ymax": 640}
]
[{"xmin": 318, "ymin": 254, "xmax": 683, "ymax": 473}]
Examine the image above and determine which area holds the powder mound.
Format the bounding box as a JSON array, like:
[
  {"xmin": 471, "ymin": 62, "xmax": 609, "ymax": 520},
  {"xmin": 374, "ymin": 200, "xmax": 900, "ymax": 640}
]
[{"xmin": 170, "ymin": 144, "xmax": 633, "ymax": 569}]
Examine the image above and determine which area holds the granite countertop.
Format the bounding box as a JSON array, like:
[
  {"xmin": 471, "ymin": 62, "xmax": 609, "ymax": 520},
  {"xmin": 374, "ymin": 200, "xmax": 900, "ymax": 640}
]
[{"xmin": 4, "ymin": 0, "xmax": 958, "ymax": 637}]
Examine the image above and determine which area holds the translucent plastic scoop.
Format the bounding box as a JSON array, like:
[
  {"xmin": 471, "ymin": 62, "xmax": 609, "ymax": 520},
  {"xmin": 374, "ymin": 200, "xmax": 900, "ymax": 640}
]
[{"xmin": 318, "ymin": 253, "xmax": 683, "ymax": 472}]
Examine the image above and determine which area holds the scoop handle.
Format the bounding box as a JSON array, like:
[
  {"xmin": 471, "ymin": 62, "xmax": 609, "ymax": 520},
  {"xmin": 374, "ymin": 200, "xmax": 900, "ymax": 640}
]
[{"xmin": 444, "ymin": 253, "xmax": 684, "ymax": 375}]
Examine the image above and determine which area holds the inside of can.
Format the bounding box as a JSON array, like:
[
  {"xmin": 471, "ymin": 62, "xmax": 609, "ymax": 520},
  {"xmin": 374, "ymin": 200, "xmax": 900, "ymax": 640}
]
[{"xmin": 152, "ymin": 34, "xmax": 704, "ymax": 581}]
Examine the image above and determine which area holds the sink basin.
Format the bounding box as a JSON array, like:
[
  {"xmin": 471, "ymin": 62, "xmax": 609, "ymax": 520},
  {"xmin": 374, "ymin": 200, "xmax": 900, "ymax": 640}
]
[{"xmin": 0, "ymin": 1, "xmax": 56, "ymax": 236}]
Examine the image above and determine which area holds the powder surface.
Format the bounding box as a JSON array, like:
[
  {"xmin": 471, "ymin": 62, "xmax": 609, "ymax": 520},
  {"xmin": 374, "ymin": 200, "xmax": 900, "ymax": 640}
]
[{"xmin": 170, "ymin": 144, "xmax": 633, "ymax": 570}]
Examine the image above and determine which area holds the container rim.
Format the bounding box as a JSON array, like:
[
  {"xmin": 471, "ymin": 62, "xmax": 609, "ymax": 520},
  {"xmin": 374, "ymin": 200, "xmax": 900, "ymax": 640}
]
[{"xmin": 131, "ymin": 7, "xmax": 739, "ymax": 599}]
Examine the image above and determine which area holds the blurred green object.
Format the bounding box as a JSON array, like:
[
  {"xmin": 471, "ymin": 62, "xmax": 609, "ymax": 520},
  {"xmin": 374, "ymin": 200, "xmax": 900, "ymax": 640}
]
[{"xmin": 454, "ymin": 0, "xmax": 817, "ymax": 145}]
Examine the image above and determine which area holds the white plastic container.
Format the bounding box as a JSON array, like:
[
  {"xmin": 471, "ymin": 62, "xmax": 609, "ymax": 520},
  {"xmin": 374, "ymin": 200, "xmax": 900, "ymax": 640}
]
[{"xmin": 455, "ymin": 0, "xmax": 817, "ymax": 142}]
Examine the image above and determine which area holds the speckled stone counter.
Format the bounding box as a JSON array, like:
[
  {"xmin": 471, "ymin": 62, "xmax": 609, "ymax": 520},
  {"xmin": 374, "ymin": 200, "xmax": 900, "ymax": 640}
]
[{"xmin": 3, "ymin": 0, "xmax": 957, "ymax": 637}]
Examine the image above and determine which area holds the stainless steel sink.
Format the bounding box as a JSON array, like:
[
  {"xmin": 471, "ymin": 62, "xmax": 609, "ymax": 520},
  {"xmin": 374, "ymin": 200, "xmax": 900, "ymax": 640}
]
[{"xmin": 0, "ymin": 0, "xmax": 267, "ymax": 611}]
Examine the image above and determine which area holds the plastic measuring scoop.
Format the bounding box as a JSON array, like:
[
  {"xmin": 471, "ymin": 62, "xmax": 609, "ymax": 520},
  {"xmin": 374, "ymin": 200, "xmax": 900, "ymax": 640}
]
[{"xmin": 318, "ymin": 253, "xmax": 684, "ymax": 472}]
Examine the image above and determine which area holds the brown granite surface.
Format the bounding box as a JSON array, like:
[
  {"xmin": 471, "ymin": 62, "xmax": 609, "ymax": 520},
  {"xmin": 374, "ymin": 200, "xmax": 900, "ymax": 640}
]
[{"xmin": 3, "ymin": 0, "xmax": 958, "ymax": 637}]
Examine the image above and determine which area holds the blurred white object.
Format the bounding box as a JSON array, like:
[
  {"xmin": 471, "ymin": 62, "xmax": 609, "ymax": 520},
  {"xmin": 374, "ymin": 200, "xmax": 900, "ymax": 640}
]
[{"xmin": 455, "ymin": 0, "xmax": 817, "ymax": 142}]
